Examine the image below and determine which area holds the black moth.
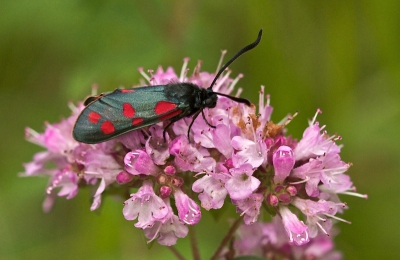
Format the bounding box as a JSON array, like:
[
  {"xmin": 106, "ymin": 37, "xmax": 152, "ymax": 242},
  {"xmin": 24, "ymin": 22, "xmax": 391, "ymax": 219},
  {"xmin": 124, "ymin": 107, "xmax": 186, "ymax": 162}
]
[{"xmin": 73, "ymin": 30, "xmax": 263, "ymax": 144}]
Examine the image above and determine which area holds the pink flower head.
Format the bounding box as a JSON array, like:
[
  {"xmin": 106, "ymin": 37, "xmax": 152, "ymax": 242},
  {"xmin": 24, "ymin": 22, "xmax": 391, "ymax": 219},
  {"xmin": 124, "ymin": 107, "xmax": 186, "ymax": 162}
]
[{"xmin": 24, "ymin": 51, "xmax": 364, "ymax": 251}]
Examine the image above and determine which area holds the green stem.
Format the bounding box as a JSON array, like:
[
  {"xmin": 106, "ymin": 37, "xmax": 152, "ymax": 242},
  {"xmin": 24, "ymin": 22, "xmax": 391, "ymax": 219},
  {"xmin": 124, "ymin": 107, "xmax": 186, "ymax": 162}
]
[
  {"xmin": 168, "ymin": 246, "xmax": 186, "ymax": 260},
  {"xmin": 210, "ymin": 216, "xmax": 243, "ymax": 260},
  {"xmin": 189, "ymin": 225, "xmax": 201, "ymax": 260}
]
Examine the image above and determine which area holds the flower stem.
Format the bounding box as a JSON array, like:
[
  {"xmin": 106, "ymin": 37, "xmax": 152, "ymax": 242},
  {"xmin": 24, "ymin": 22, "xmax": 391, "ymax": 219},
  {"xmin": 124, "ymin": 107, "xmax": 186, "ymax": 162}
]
[
  {"xmin": 189, "ymin": 225, "xmax": 201, "ymax": 260},
  {"xmin": 168, "ymin": 246, "xmax": 186, "ymax": 260},
  {"xmin": 210, "ymin": 216, "xmax": 243, "ymax": 260}
]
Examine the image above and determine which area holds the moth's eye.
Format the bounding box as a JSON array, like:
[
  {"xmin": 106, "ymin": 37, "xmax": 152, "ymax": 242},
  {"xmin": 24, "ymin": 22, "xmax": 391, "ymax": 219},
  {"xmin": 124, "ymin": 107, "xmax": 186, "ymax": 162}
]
[{"xmin": 204, "ymin": 96, "xmax": 217, "ymax": 108}]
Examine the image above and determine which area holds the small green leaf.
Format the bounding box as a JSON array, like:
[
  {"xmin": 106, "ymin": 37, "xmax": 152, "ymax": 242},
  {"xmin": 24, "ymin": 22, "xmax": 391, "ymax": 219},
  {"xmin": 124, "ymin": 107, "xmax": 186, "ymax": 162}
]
[{"xmin": 263, "ymin": 202, "xmax": 277, "ymax": 217}]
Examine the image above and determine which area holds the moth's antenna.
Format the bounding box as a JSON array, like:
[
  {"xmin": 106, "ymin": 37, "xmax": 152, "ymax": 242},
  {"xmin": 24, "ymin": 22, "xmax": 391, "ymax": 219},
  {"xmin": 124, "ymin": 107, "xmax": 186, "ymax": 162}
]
[
  {"xmin": 208, "ymin": 29, "xmax": 263, "ymax": 90},
  {"xmin": 215, "ymin": 92, "xmax": 251, "ymax": 106}
]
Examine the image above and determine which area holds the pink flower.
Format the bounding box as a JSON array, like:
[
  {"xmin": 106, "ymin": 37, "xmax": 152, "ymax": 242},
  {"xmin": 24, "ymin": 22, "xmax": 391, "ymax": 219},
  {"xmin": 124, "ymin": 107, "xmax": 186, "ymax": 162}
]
[
  {"xmin": 150, "ymin": 66, "xmax": 179, "ymax": 85},
  {"xmin": 225, "ymin": 163, "xmax": 260, "ymax": 200},
  {"xmin": 294, "ymin": 110, "xmax": 341, "ymax": 162},
  {"xmin": 292, "ymin": 158, "xmax": 323, "ymax": 197},
  {"xmin": 46, "ymin": 169, "xmax": 79, "ymax": 200},
  {"xmin": 279, "ymin": 206, "xmax": 309, "ymax": 246},
  {"xmin": 234, "ymin": 193, "xmax": 264, "ymax": 225},
  {"xmin": 211, "ymin": 124, "xmax": 236, "ymax": 158},
  {"xmin": 233, "ymin": 222, "xmax": 270, "ymax": 257},
  {"xmin": 145, "ymin": 125, "xmax": 170, "ymax": 165},
  {"xmin": 300, "ymin": 235, "xmax": 342, "ymax": 260},
  {"xmin": 83, "ymin": 149, "xmax": 122, "ymax": 210},
  {"xmin": 124, "ymin": 150, "xmax": 160, "ymax": 176},
  {"xmin": 123, "ymin": 180, "xmax": 169, "ymax": 229},
  {"xmin": 319, "ymin": 153, "xmax": 352, "ymax": 191},
  {"xmin": 192, "ymin": 165, "xmax": 229, "ymax": 210},
  {"xmin": 232, "ymin": 217, "xmax": 341, "ymax": 259},
  {"xmin": 169, "ymin": 135, "xmax": 216, "ymax": 172},
  {"xmin": 116, "ymin": 130, "xmax": 144, "ymax": 150},
  {"xmin": 144, "ymin": 214, "xmax": 188, "ymax": 246},
  {"xmin": 291, "ymin": 198, "xmax": 336, "ymax": 237},
  {"xmin": 273, "ymin": 145, "xmax": 295, "ymax": 183},
  {"xmin": 174, "ymin": 189, "xmax": 202, "ymax": 225},
  {"xmin": 143, "ymin": 199, "xmax": 188, "ymax": 246},
  {"xmin": 232, "ymin": 135, "xmax": 268, "ymax": 168}
]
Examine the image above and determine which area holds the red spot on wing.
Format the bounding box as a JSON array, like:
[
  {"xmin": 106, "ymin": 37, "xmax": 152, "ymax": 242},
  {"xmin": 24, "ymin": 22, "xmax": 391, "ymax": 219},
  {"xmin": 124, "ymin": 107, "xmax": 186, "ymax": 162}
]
[
  {"xmin": 132, "ymin": 118, "xmax": 144, "ymax": 126},
  {"xmin": 101, "ymin": 121, "xmax": 115, "ymax": 134},
  {"xmin": 123, "ymin": 103, "xmax": 135, "ymax": 118},
  {"xmin": 154, "ymin": 101, "xmax": 177, "ymax": 115},
  {"xmin": 88, "ymin": 112, "xmax": 101, "ymax": 124},
  {"xmin": 121, "ymin": 89, "xmax": 134, "ymax": 93},
  {"xmin": 160, "ymin": 109, "xmax": 182, "ymax": 121}
]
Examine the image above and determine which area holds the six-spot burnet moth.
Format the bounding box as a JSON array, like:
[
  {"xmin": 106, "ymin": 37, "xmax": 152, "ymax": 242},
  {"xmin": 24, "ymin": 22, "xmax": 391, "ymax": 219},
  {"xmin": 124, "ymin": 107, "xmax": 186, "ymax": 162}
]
[{"xmin": 73, "ymin": 29, "xmax": 263, "ymax": 144}]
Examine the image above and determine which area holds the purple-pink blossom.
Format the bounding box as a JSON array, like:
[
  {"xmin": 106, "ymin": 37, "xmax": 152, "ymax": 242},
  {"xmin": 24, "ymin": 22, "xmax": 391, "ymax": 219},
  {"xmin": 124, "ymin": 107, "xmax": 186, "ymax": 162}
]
[
  {"xmin": 232, "ymin": 217, "xmax": 341, "ymax": 259},
  {"xmin": 174, "ymin": 189, "xmax": 202, "ymax": 225},
  {"xmin": 273, "ymin": 145, "xmax": 295, "ymax": 183},
  {"xmin": 225, "ymin": 163, "xmax": 260, "ymax": 200},
  {"xmin": 123, "ymin": 180, "xmax": 169, "ymax": 228},
  {"xmin": 24, "ymin": 53, "xmax": 365, "ymax": 257}
]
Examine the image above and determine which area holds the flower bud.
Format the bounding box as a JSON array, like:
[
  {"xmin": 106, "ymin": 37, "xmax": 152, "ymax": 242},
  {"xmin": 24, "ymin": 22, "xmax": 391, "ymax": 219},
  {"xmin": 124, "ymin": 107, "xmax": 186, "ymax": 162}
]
[
  {"xmin": 159, "ymin": 186, "xmax": 172, "ymax": 199},
  {"xmin": 116, "ymin": 171, "xmax": 134, "ymax": 184},
  {"xmin": 267, "ymin": 194, "xmax": 279, "ymax": 207},
  {"xmin": 286, "ymin": 185, "xmax": 297, "ymax": 197},
  {"xmin": 273, "ymin": 146, "xmax": 295, "ymax": 183},
  {"xmin": 164, "ymin": 165, "xmax": 176, "ymax": 175}
]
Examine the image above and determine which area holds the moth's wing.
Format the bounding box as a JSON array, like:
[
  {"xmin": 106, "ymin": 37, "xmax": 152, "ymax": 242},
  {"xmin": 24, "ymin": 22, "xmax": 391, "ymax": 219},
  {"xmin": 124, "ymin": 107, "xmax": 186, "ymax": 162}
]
[{"xmin": 73, "ymin": 86, "xmax": 184, "ymax": 143}]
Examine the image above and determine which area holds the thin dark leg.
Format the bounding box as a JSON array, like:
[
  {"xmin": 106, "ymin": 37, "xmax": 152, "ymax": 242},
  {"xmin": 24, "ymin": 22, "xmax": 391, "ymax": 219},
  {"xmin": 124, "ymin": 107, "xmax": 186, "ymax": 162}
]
[
  {"xmin": 201, "ymin": 109, "xmax": 216, "ymax": 128},
  {"xmin": 163, "ymin": 120, "xmax": 175, "ymax": 141},
  {"xmin": 187, "ymin": 110, "xmax": 202, "ymax": 140}
]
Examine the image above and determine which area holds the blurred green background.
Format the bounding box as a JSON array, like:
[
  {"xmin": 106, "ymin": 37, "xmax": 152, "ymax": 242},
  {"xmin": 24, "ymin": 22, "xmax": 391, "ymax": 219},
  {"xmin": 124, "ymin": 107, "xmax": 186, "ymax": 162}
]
[{"xmin": 1, "ymin": 1, "xmax": 399, "ymax": 259}]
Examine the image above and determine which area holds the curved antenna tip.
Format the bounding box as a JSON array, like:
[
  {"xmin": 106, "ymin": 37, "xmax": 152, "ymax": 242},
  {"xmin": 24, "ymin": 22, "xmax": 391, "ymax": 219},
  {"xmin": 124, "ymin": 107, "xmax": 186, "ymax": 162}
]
[{"xmin": 208, "ymin": 29, "xmax": 263, "ymax": 90}]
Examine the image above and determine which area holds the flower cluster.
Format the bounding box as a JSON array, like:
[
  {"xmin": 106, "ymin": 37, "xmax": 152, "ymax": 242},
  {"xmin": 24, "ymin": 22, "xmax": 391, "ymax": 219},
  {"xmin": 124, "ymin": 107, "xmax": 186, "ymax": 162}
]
[
  {"xmin": 231, "ymin": 217, "xmax": 342, "ymax": 260},
  {"xmin": 24, "ymin": 54, "xmax": 366, "ymax": 258}
]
